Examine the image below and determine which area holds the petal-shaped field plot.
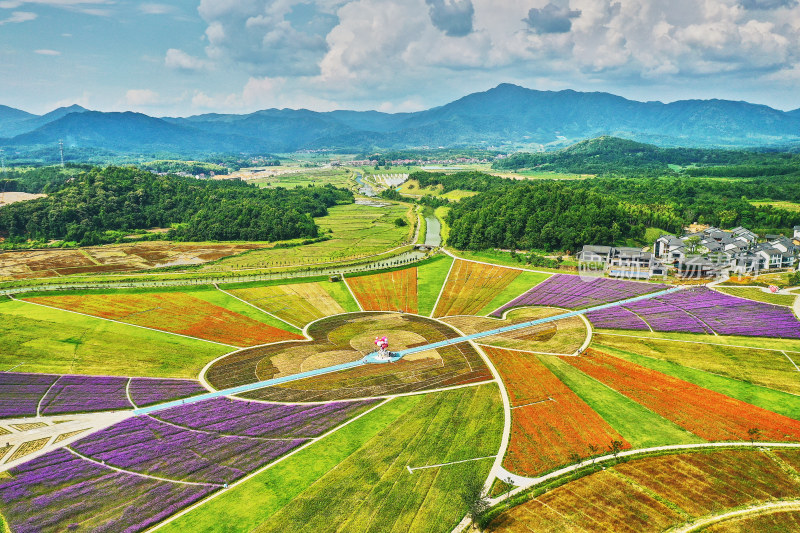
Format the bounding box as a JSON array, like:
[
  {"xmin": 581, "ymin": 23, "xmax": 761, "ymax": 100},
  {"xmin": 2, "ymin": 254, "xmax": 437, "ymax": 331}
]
[{"xmin": 205, "ymin": 312, "xmax": 492, "ymax": 402}]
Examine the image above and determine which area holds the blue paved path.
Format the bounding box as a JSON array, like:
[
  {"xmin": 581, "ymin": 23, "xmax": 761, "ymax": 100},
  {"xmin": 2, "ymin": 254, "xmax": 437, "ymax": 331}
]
[{"xmin": 134, "ymin": 286, "xmax": 681, "ymax": 416}]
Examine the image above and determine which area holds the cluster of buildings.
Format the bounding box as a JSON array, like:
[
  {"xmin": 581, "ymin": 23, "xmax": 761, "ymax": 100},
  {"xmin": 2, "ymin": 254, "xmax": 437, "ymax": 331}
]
[
  {"xmin": 580, "ymin": 225, "xmax": 800, "ymax": 279},
  {"xmin": 343, "ymin": 157, "xmax": 493, "ymax": 167}
]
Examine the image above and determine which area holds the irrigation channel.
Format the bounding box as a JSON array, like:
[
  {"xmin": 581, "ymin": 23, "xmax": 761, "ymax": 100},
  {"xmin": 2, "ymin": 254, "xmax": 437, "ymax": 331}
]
[{"xmin": 133, "ymin": 286, "xmax": 682, "ymax": 416}]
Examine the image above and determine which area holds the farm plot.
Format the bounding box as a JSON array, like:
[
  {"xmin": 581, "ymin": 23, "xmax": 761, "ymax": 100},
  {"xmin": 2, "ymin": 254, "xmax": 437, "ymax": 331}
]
[
  {"xmin": 23, "ymin": 291, "xmax": 303, "ymax": 347},
  {"xmin": 597, "ymin": 287, "xmax": 800, "ymax": 338},
  {"xmin": 0, "ymin": 297, "xmax": 227, "ymax": 378},
  {"xmin": 39, "ymin": 375, "xmax": 130, "ymax": 415},
  {"xmin": 442, "ymin": 307, "xmax": 586, "ymax": 354},
  {"xmin": 433, "ymin": 260, "xmax": 521, "ymax": 317},
  {"xmin": 704, "ymin": 510, "xmax": 800, "ymax": 532},
  {"xmin": 162, "ymin": 385, "xmax": 503, "ymax": 533},
  {"xmin": 226, "ymin": 281, "xmax": 350, "ymax": 328},
  {"xmin": 566, "ymin": 349, "xmax": 800, "ymax": 441},
  {"xmin": 128, "ymin": 378, "xmax": 207, "ymax": 407},
  {"xmin": 0, "ymin": 373, "xmax": 207, "ymax": 417},
  {"xmin": 593, "ymin": 333, "xmax": 800, "ymax": 396},
  {"xmin": 347, "ymin": 267, "xmax": 418, "ymax": 314},
  {"xmin": 0, "ymin": 372, "xmax": 59, "ymax": 418},
  {"xmin": 153, "ymin": 397, "xmax": 377, "ymax": 438},
  {"xmin": 0, "ymin": 448, "xmax": 216, "ymax": 533},
  {"xmin": 416, "ymin": 255, "xmax": 453, "ymax": 316},
  {"xmin": 492, "ymin": 274, "xmax": 669, "ymax": 316},
  {"xmin": 70, "ymin": 416, "xmax": 305, "ymax": 485},
  {"xmin": 487, "ymin": 449, "xmax": 800, "ymax": 533},
  {"xmin": 482, "ymin": 346, "xmax": 628, "ymax": 475},
  {"xmin": 206, "ymin": 312, "xmax": 491, "ymax": 401}
]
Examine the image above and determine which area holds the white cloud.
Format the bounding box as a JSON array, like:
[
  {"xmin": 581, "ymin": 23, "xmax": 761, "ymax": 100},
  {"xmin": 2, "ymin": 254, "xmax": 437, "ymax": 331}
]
[
  {"xmin": 0, "ymin": 0, "xmax": 113, "ymax": 16},
  {"xmin": 0, "ymin": 10, "xmax": 36, "ymax": 24},
  {"xmin": 164, "ymin": 48, "xmax": 210, "ymax": 71},
  {"xmin": 125, "ymin": 89, "xmax": 163, "ymax": 106},
  {"xmin": 170, "ymin": 0, "xmax": 800, "ymax": 112},
  {"xmin": 34, "ymin": 48, "xmax": 60, "ymax": 55},
  {"xmin": 139, "ymin": 3, "xmax": 174, "ymax": 15}
]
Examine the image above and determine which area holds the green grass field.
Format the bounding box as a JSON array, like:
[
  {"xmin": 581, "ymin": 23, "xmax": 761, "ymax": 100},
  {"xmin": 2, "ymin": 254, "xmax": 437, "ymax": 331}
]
[
  {"xmin": 593, "ymin": 333, "xmax": 800, "ymax": 395},
  {"xmin": 416, "ymin": 255, "xmax": 454, "ymax": 316},
  {"xmin": 477, "ymin": 271, "xmax": 551, "ymax": 316},
  {"xmin": 434, "ymin": 206, "xmax": 450, "ymax": 245},
  {"xmin": 599, "ymin": 345, "xmax": 800, "ymax": 420},
  {"xmin": 207, "ymin": 203, "xmax": 415, "ymax": 270},
  {"xmin": 593, "ymin": 329, "xmax": 800, "ymax": 352},
  {"xmin": 750, "ymin": 200, "xmax": 800, "ymax": 213},
  {"xmin": 249, "ymin": 167, "xmax": 355, "ymax": 190},
  {"xmin": 161, "ymin": 384, "xmax": 503, "ymax": 533},
  {"xmin": 715, "ymin": 286, "xmax": 796, "ymax": 307},
  {"xmin": 539, "ymin": 355, "xmax": 704, "ymax": 448},
  {"xmin": 0, "ymin": 297, "xmax": 227, "ymax": 378}
]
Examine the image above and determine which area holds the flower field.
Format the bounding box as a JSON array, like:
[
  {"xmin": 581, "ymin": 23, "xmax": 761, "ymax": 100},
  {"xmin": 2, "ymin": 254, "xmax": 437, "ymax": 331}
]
[
  {"xmin": 70, "ymin": 416, "xmax": 305, "ymax": 484},
  {"xmin": 0, "ymin": 373, "xmax": 211, "ymax": 417},
  {"xmin": 588, "ymin": 287, "xmax": 800, "ymax": 338},
  {"xmin": 482, "ymin": 346, "xmax": 629, "ymax": 475},
  {"xmin": 487, "ymin": 449, "xmax": 800, "ymax": 532},
  {"xmin": 0, "ymin": 373, "xmax": 59, "ymax": 418},
  {"xmin": 128, "ymin": 378, "xmax": 207, "ymax": 407},
  {"xmin": 565, "ymin": 349, "xmax": 800, "ymax": 441},
  {"xmin": 226, "ymin": 281, "xmax": 349, "ymax": 327},
  {"xmin": 153, "ymin": 397, "xmax": 378, "ymax": 438},
  {"xmin": 39, "ymin": 375, "xmax": 130, "ymax": 415},
  {"xmin": 23, "ymin": 292, "xmax": 303, "ymax": 347},
  {"xmin": 584, "ymin": 305, "xmax": 650, "ymax": 330},
  {"xmin": 347, "ymin": 267, "xmax": 418, "ymax": 314},
  {"xmin": 0, "ymin": 448, "xmax": 217, "ymax": 533},
  {"xmin": 434, "ymin": 260, "xmax": 522, "ymax": 317},
  {"xmin": 492, "ymin": 274, "xmax": 669, "ymax": 316}
]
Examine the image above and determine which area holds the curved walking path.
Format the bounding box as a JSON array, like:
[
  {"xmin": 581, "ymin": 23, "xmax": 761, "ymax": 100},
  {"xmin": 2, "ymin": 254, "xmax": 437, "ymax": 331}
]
[{"xmin": 670, "ymin": 499, "xmax": 800, "ymax": 532}]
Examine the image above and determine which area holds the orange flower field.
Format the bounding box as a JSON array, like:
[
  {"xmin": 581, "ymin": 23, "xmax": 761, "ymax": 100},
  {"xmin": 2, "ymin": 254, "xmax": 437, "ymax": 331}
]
[
  {"xmin": 433, "ymin": 260, "xmax": 520, "ymax": 317},
  {"xmin": 347, "ymin": 268, "xmax": 418, "ymax": 314},
  {"xmin": 567, "ymin": 349, "xmax": 800, "ymax": 442},
  {"xmin": 25, "ymin": 292, "xmax": 302, "ymax": 347},
  {"xmin": 482, "ymin": 346, "xmax": 629, "ymax": 475}
]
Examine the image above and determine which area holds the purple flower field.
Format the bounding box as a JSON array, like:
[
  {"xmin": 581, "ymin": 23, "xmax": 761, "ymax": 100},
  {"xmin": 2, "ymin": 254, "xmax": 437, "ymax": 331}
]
[
  {"xmin": 0, "ymin": 448, "xmax": 215, "ymax": 533},
  {"xmin": 71, "ymin": 416, "xmax": 305, "ymax": 484},
  {"xmin": 128, "ymin": 378, "xmax": 206, "ymax": 407},
  {"xmin": 584, "ymin": 306, "xmax": 650, "ymax": 331},
  {"xmin": 0, "ymin": 373, "xmax": 59, "ymax": 419},
  {"xmin": 0, "ymin": 373, "xmax": 212, "ymax": 418},
  {"xmin": 39, "ymin": 375, "xmax": 131, "ymax": 415},
  {"xmin": 588, "ymin": 287, "xmax": 800, "ymax": 338},
  {"xmin": 155, "ymin": 397, "xmax": 378, "ymax": 438},
  {"xmin": 492, "ymin": 274, "xmax": 669, "ymax": 316}
]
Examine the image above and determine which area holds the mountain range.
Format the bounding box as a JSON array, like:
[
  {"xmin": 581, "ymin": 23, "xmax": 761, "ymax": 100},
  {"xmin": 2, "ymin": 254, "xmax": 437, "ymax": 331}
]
[{"xmin": 2, "ymin": 84, "xmax": 800, "ymax": 157}]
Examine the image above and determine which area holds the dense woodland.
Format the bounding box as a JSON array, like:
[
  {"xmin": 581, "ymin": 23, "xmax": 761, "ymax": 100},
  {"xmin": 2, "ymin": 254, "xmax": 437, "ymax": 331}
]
[
  {"xmin": 446, "ymin": 182, "xmax": 644, "ymax": 252},
  {"xmin": 0, "ymin": 167, "xmax": 353, "ymax": 245}
]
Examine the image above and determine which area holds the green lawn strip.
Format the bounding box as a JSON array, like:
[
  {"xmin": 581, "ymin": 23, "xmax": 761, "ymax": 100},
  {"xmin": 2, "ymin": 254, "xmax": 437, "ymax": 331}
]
[
  {"xmin": 417, "ymin": 255, "xmax": 454, "ymax": 316},
  {"xmin": 596, "ymin": 344, "xmax": 800, "ymax": 420},
  {"xmin": 538, "ymin": 355, "xmax": 704, "ymax": 447},
  {"xmin": 320, "ymin": 280, "xmax": 361, "ymax": 313},
  {"xmin": 593, "ymin": 329, "xmax": 800, "ymax": 352},
  {"xmin": 715, "ymin": 286, "xmax": 796, "ymax": 307},
  {"xmin": 592, "ymin": 332, "xmax": 800, "ymax": 396},
  {"xmin": 258, "ymin": 384, "xmax": 503, "ymax": 533},
  {"xmin": 217, "ymin": 275, "xmax": 330, "ymax": 290},
  {"xmin": 447, "ymin": 249, "xmax": 571, "ymax": 274},
  {"xmin": 158, "ymin": 396, "xmax": 423, "ymax": 533},
  {"xmin": 416, "ymin": 211, "xmax": 427, "ymax": 245},
  {"xmin": 434, "ymin": 206, "xmax": 450, "ymax": 245},
  {"xmin": 477, "ymin": 271, "xmax": 551, "ymax": 316},
  {"xmin": 0, "ymin": 298, "xmax": 226, "ymax": 378},
  {"xmin": 183, "ymin": 287, "xmax": 302, "ymax": 334}
]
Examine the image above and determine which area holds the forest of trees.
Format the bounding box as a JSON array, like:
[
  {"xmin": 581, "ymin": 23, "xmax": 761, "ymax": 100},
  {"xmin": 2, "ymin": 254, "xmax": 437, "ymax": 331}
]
[
  {"xmin": 0, "ymin": 166, "xmax": 353, "ymax": 245},
  {"xmin": 446, "ymin": 182, "xmax": 644, "ymax": 252}
]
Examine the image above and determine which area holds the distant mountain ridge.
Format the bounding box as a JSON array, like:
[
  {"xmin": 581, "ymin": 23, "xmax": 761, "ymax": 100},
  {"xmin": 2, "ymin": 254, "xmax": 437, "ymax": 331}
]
[{"xmin": 2, "ymin": 84, "xmax": 800, "ymax": 155}]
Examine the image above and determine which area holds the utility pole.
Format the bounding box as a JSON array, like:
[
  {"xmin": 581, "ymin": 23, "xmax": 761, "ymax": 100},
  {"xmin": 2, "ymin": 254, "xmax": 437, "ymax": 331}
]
[{"xmin": 59, "ymin": 139, "xmax": 65, "ymax": 168}]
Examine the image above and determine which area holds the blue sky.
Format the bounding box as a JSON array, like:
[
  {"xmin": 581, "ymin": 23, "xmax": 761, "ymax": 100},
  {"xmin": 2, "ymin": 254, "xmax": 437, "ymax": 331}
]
[{"xmin": 2, "ymin": 0, "xmax": 800, "ymax": 116}]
